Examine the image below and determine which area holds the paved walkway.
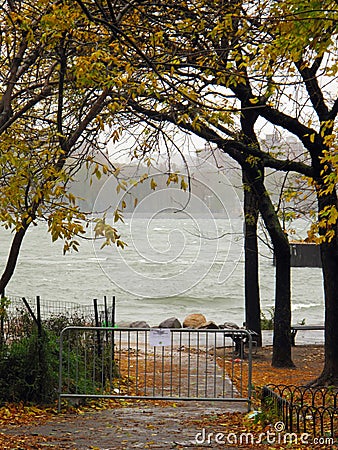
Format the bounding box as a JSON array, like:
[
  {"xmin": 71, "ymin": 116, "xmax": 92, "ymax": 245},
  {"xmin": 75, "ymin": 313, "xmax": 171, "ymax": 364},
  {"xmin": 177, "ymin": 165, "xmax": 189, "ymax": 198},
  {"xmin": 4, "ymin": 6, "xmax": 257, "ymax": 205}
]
[{"xmin": 3, "ymin": 402, "xmax": 245, "ymax": 449}]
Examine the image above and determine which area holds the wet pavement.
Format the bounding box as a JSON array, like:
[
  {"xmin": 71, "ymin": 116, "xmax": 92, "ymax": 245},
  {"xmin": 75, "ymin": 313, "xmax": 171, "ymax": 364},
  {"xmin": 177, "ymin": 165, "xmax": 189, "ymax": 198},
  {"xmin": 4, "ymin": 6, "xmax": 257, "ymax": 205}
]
[{"xmin": 3, "ymin": 401, "xmax": 246, "ymax": 449}]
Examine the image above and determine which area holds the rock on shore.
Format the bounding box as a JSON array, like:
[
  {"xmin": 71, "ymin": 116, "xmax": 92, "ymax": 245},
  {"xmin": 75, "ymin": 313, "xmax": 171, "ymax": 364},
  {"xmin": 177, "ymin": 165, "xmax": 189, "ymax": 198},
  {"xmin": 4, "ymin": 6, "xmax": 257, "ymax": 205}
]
[
  {"xmin": 124, "ymin": 314, "xmax": 240, "ymax": 330},
  {"xmin": 182, "ymin": 313, "xmax": 207, "ymax": 328}
]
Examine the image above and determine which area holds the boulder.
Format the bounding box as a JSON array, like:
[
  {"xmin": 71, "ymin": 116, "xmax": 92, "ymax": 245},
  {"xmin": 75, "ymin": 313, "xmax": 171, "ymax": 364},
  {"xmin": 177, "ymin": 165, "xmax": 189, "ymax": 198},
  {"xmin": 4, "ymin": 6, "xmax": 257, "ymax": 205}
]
[
  {"xmin": 222, "ymin": 322, "xmax": 240, "ymax": 329},
  {"xmin": 129, "ymin": 320, "xmax": 150, "ymax": 328},
  {"xmin": 183, "ymin": 313, "xmax": 207, "ymax": 329},
  {"xmin": 116, "ymin": 321, "xmax": 130, "ymax": 328},
  {"xmin": 159, "ymin": 317, "xmax": 182, "ymax": 328},
  {"xmin": 198, "ymin": 321, "xmax": 219, "ymax": 329}
]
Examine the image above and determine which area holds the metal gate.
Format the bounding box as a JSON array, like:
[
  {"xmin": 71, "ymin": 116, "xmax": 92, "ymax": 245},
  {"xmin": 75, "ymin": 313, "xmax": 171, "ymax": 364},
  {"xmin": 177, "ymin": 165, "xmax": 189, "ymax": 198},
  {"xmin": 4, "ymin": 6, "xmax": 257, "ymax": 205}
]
[{"xmin": 58, "ymin": 327, "xmax": 252, "ymax": 411}]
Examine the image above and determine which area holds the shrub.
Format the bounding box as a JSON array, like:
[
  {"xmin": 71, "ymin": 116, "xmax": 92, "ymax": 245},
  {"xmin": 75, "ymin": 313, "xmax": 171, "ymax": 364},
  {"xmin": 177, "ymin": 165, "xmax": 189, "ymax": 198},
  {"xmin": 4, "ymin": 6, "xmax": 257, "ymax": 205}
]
[
  {"xmin": 260, "ymin": 307, "xmax": 275, "ymax": 330},
  {"xmin": 0, "ymin": 330, "xmax": 59, "ymax": 403},
  {"xmin": 0, "ymin": 310, "xmax": 120, "ymax": 404}
]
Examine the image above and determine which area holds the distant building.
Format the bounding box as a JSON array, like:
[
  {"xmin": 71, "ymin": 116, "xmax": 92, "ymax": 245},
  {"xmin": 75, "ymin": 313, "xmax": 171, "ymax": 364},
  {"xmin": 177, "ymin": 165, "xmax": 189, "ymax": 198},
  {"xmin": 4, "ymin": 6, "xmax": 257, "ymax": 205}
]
[{"xmin": 261, "ymin": 131, "xmax": 307, "ymax": 161}]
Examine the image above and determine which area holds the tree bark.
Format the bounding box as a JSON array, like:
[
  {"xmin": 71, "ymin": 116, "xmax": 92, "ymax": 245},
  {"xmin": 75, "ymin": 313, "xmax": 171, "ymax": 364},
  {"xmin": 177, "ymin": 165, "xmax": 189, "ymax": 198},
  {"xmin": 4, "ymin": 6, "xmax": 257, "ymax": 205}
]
[
  {"xmin": 240, "ymin": 104, "xmax": 262, "ymax": 347},
  {"xmin": 244, "ymin": 164, "xmax": 294, "ymax": 368},
  {"xmin": 272, "ymin": 230, "xmax": 293, "ymax": 368},
  {"xmin": 0, "ymin": 222, "xmax": 29, "ymax": 295},
  {"xmin": 310, "ymin": 190, "xmax": 338, "ymax": 385},
  {"xmin": 243, "ymin": 169, "xmax": 262, "ymax": 346}
]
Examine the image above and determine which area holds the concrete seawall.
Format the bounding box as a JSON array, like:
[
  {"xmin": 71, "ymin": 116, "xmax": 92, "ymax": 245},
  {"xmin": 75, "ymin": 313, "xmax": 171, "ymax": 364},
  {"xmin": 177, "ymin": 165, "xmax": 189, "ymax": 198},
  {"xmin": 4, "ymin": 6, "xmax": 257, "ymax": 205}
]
[{"xmin": 262, "ymin": 329, "xmax": 324, "ymax": 346}]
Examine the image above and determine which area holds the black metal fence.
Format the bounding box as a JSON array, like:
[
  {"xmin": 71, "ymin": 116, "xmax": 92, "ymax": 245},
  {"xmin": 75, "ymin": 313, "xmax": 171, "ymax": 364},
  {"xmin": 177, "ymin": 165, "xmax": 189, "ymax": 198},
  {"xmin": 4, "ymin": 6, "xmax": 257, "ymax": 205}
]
[{"xmin": 262, "ymin": 384, "xmax": 338, "ymax": 438}]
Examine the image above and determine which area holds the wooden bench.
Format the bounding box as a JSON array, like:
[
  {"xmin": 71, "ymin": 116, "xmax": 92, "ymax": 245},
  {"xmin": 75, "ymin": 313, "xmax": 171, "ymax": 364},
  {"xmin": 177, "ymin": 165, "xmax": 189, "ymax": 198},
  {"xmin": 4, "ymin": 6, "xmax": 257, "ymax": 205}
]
[{"xmin": 290, "ymin": 325, "xmax": 324, "ymax": 346}]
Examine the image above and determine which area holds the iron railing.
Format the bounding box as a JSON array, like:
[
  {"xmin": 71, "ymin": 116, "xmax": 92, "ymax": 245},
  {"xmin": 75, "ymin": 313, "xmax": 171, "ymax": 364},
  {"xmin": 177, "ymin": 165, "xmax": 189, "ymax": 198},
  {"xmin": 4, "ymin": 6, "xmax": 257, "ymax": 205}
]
[{"xmin": 262, "ymin": 384, "xmax": 338, "ymax": 438}]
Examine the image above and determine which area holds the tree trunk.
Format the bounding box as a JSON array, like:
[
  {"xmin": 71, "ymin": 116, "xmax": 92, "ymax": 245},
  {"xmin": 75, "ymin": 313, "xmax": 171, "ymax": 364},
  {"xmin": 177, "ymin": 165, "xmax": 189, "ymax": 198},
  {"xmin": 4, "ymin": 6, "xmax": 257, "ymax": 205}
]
[
  {"xmin": 243, "ymin": 169, "xmax": 262, "ymax": 346},
  {"xmin": 316, "ymin": 240, "xmax": 338, "ymax": 385},
  {"xmin": 272, "ymin": 233, "xmax": 293, "ymax": 367},
  {"xmin": 240, "ymin": 107, "xmax": 262, "ymax": 347},
  {"xmin": 244, "ymin": 164, "xmax": 294, "ymax": 368},
  {"xmin": 240, "ymin": 105, "xmax": 288, "ymax": 356},
  {"xmin": 0, "ymin": 222, "xmax": 29, "ymax": 295},
  {"xmin": 310, "ymin": 190, "xmax": 338, "ymax": 385}
]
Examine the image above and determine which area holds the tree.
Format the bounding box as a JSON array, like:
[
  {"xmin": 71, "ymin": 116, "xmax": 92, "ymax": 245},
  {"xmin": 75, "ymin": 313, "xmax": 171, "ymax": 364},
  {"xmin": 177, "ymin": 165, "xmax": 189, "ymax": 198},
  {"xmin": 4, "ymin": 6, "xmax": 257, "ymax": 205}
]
[
  {"xmin": 0, "ymin": 0, "xmax": 133, "ymax": 295},
  {"xmin": 76, "ymin": 0, "xmax": 338, "ymax": 375},
  {"xmin": 21, "ymin": 0, "xmax": 336, "ymax": 375},
  {"xmin": 73, "ymin": 0, "xmax": 300, "ymax": 366},
  {"xmin": 129, "ymin": 0, "xmax": 338, "ymax": 377},
  {"xmin": 116, "ymin": 0, "xmax": 337, "ymax": 377},
  {"xmin": 246, "ymin": 0, "xmax": 338, "ymax": 384}
]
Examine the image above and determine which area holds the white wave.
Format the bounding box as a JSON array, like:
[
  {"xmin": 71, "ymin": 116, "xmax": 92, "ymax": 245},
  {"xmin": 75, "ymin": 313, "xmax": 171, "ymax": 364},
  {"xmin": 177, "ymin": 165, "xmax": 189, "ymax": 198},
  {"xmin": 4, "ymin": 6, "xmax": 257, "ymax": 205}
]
[
  {"xmin": 292, "ymin": 302, "xmax": 322, "ymax": 311},
  {"xmin": 87, "ymin": 257, "xmax": 107, "ymax": 262}
]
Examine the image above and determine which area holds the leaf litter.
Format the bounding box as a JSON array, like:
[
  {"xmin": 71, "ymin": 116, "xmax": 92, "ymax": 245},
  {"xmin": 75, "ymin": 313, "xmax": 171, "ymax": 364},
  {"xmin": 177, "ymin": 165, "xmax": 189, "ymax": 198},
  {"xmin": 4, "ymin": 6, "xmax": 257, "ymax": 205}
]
[{"xmin": 0, "ymin": 345, "xmax": 334, "ymax": 449}]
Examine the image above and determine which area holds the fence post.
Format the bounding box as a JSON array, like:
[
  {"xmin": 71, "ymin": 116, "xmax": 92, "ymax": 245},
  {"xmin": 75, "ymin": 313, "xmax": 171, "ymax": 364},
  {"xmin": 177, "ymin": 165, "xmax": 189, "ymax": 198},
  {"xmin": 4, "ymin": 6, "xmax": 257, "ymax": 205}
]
[
  {"xmin": 93, "ymin": 298, "xmax": 102, "ymax": 356},
  {"xmin": 111, "ymin": 296, "xmax": 116, "ymax": 362},
  {"xmin": 22, "ymin": 297, "xmax": 38, "ymax": 326},
  {"xmin": 36, "ymin": 295, "xmax": 42, "ymax": 338},
  {"xmin": 58, "ymin": 328, "xmax": 65, "ymax": 413},
  {"xmin": 104, "ymin": 295, "xmax": 109, "ymax": 343}
]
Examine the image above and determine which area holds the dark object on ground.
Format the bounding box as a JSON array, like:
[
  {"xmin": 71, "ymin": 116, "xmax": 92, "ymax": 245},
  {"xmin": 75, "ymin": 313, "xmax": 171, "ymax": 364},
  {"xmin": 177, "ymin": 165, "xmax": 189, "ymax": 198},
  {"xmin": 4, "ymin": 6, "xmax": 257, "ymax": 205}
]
[
  {"xmin": 198, "ymin": 321, "xmax": 219, "ymax": 329},
  {"xmin": 221, "ymin": 322, "xmax": 240, "ymax": 329},
  {"xmin": 129, "ymin": 321, "xmax": 150, "ymax": 328},
  {"xmin": 158, "ymin": 317, "xmax": 182, "ymax": 328}
]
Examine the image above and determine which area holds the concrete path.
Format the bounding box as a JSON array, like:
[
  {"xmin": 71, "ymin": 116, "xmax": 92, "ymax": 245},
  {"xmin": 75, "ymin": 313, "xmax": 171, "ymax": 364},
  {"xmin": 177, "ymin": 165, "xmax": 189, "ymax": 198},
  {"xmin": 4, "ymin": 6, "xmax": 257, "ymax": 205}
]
[{"xmin": 3, "ymin": 401, "xmax": 246, "ymax": 449}]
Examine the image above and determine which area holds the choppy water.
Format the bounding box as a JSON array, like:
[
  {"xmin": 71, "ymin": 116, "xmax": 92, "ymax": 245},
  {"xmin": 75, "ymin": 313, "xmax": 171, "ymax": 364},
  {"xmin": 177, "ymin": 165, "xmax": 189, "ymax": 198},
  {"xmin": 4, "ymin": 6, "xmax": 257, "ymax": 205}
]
[{"xmin": 0, "ymin": 216, "xmax": 324, "ymax": 328}]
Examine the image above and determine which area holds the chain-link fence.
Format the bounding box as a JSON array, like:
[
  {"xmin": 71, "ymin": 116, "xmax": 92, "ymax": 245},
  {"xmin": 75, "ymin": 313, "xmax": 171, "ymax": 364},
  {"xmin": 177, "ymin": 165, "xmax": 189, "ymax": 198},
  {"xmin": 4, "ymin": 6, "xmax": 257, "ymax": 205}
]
[{"xmin": 0, "ymin": 295, "xmax": 114, "ymax": 343}]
